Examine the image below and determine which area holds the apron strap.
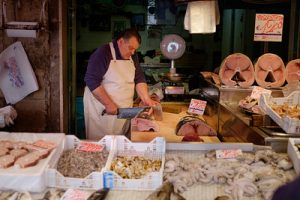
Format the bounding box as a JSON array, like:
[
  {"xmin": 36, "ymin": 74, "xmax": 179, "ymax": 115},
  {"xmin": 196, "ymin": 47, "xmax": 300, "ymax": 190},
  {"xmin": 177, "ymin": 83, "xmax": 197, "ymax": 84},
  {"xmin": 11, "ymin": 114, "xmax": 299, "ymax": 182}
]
[
  {"xmin": 109, "ymin": 42, "xmax": 116, "ymax": 61},
  {"xmin": 109, "ymin": 41, "xmax": 133, "ymax": 62}
]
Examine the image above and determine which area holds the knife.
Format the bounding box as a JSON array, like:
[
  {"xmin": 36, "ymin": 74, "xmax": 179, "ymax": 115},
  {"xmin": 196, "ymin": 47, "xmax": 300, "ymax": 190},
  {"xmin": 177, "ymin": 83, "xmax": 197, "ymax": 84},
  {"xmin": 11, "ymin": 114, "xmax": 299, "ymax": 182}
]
[{"xmin": 101, "ymin": 107, "xmax": 150, "ymax": 119}]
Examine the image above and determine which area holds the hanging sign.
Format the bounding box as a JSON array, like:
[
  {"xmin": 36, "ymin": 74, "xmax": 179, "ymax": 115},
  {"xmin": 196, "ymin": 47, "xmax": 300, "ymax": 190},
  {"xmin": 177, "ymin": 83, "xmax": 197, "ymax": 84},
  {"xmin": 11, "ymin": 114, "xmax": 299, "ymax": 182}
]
[
  {"xmin": 254, "ymin": 13, "xmax": 284, "ymax": 42},
  {"xmin": 188, "ymin": 98, "xmax": 207, "ymax": 115}
]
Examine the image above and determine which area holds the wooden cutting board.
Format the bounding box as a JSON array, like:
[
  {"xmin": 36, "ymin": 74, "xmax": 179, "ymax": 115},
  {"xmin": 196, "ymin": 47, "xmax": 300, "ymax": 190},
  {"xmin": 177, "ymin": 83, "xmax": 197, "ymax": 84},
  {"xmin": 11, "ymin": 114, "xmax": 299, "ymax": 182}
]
[{"xmin": 131, "ymin": 111, "xmax": 220, "ymax": 143}]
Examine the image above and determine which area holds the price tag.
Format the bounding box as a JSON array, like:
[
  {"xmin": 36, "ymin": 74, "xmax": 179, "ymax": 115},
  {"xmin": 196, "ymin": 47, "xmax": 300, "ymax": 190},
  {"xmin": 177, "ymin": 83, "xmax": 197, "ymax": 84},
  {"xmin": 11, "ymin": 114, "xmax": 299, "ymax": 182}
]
[
  {"xmin": 60, "ymin": 189, "xmax": 90, "ymax": 200},
  {"xmin": 254, "ymin": 13, "xmax": 284, "ymax": 42},
  {"xmin": 188, "ymin": 99, "xmax": 207, "ymax": 115},
  {"xmin": 250, "ymin": 86, "xmax": 272, "ymax": 99},
  {"xmin": 216, "ymin": 149, "xmax": 242, "ymax": 159},
  {"xmin": 77, "ymin": 141, "xmax": 104, "ymax": 152}
]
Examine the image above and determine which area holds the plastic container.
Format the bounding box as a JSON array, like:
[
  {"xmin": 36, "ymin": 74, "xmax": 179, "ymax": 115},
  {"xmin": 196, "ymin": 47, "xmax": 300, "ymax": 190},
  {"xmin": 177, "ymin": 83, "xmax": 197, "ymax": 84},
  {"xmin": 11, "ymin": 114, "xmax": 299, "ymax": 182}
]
[
  {"xmin": 259, "ymin": 91, "xmax": 300, "ymax": 133},
  {"xmin": 287, "ymin": 138, "xmax": 300, "ymax": 174},
  {"xmin": 103, "ymin": 136, "xmax": 165, "ymax": 191},
  {"xmin": 0, "ymin": 132, "xmax": 65, "ymax": 192},
  {"xmin": 46, "ymin": 135, "xmax": 114, "ymax": 190}
]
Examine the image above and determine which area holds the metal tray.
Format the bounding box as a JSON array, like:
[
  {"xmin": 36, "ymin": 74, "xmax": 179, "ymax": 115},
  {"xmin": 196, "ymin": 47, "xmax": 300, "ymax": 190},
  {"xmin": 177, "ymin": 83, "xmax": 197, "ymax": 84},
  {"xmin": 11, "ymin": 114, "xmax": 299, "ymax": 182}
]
[{"xmin": 260, "ymin": 127, "xmax": 300, "ymax": 137}]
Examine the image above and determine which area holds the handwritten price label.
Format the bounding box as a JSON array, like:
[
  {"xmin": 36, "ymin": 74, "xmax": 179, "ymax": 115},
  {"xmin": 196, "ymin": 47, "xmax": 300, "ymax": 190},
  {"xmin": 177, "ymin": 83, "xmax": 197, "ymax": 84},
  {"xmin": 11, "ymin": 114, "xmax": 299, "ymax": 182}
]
[
  {"xmin": 254, "ymin": 13, "xmax": 284, "ymax": 42},
  {"xmin": 77, "ymin": 142, "xmax": 104, "ymax": 152},
  {"xmin": 188, "ymin": 99, "xmax": 207, "ymax": 115},
  {"xmin": 250, "ymin": 86, "xmax": 272, "ymax": 99},
  {"xmin": 60, "ymin": 189, "xmax": 90, "ymax": 200},
  {"xmin": 216, "ymin": 149, "xmax": 242, "ymax": 159}
]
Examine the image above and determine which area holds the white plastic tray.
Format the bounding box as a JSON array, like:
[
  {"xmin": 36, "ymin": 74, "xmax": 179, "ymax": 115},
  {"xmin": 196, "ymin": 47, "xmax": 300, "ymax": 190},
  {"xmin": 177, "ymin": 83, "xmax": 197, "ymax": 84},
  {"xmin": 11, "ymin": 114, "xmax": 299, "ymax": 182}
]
[
  {"xmin": 103, "ymin": 136, "xmax": 165, "ymax": 191},
  {"xmin": 46, "ymin": 135, "xmax": 114, "ymax": 190},
  {"xmin": 287, "ymin": 138, "xmax": 300, "ymax": 174},
  {"xmin": 259, "ymin": 91, "xmax": 300, "ymax": 133},
  {"xmin": 0, "ymin": 132, "xmax": 65, "ymax": 192}
]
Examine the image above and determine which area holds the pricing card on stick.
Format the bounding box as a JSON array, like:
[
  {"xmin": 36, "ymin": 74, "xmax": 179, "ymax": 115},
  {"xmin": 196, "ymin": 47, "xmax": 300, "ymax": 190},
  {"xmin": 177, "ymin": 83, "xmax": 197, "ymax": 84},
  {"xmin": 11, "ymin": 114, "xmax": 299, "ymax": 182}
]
[
  {"xmin": 188, "ymin": 99, "xmax": 207, "ymax": 115},
  {"xmin": 77, "ymin": 141, "xmax": 104, "ymax": 152},
  {"xmin": 250, "ymin": 86, "xmax": 272, "ymax": 99},
  {"xmin": 60, "ymin": 189, "xmax": 90, "ymax": 200}
]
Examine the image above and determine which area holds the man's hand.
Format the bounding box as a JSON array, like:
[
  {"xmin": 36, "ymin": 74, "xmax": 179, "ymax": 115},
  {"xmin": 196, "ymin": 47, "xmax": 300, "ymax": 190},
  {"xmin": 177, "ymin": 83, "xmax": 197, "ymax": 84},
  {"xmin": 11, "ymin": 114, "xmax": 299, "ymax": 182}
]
[
  {"xmin": 104, "ymin": 102, "xmax": 118, "ymax": 115},
  {"xmin": 136, "ymin": 83, "xmax": 160, "ymax": 107},
  {"xmin": 0, "ymin": 106, "xmax": 17, "ymax": 127},
  {"xmin": 142, "ymin": 97, "xmax": 159, "ymax": 107}
]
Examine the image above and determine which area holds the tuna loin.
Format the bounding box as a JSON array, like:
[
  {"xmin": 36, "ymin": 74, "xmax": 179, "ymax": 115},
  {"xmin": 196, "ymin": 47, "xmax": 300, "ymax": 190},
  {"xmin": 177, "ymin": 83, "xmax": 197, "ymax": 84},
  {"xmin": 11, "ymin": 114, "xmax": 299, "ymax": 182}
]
[
  {"xmin": 132, "ymin": 118, "xmax": 159, "ymax": 132},
  {"xmin": 254, "ymin": 53, "xmax": 285, "ymax": 88},
  {"xmin": 285, "ymin": 59, "xmax": 300, "ymax": 84},
  {"xmin": 219, "ymin": 53, "xmax": 255, "ymax": 88},
  {"xmin": 176, "ymin": 116, "xmax": 217, "ymax": 136}
]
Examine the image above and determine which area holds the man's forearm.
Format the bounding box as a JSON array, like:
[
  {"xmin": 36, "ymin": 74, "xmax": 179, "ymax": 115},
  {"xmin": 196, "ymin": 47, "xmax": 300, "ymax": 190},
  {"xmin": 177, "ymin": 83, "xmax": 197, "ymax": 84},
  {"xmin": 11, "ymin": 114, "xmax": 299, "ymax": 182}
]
[
  {"xmin": 92, "ymin": 85, "xmax": 113, "ymax": 106},
  {"xmin": 136, "ymin": 82, "xmax": 150, "ymax": 103},
  {"xmin": 92, "ymin": 85, "xmax": 118, "ymax": 114}
]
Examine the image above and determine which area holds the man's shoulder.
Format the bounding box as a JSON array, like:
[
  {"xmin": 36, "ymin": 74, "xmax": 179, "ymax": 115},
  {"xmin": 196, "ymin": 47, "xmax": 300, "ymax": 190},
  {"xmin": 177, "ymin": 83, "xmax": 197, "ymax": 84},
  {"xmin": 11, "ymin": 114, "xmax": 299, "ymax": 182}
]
[
  {"xmin": 90, "ymin": 43, "xmax": 111, "ymax": 60},
  {"xmin": 96, "ymin": 43, "xmax": 110, "ymax": 54}
]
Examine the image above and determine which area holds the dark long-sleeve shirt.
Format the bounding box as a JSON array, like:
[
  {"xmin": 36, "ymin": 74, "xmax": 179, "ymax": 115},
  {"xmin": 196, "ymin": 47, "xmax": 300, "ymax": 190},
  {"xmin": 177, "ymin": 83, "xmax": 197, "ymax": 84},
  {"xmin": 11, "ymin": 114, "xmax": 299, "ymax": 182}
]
[
  {"xmin": 272, "ymin": 176, "xmax": 300, "ymax": 200},
  {"xmin": 84, "ymin": 40, "xmax": 146, "ymax": 92}
]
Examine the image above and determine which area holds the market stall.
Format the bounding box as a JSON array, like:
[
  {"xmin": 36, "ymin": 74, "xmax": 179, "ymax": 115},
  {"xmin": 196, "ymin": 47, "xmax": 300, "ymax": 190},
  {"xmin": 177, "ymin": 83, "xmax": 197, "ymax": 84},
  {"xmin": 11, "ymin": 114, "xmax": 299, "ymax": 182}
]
[{"xmin": 0, "ymin": 134, "xmax": 298, "ymax": 200}]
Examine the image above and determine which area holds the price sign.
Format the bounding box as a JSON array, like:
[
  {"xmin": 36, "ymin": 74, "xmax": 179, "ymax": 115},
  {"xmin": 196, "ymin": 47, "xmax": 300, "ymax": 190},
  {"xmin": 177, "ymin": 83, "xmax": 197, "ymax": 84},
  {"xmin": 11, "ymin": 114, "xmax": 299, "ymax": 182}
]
[
  {"xmin": 216, "ymin": 149, "xmax": 242, "ymax": 159},
  {"xmin": 250, "ymin": 86, "xmax": 272, "ymax": 99},
  {"xmin": 60, "ymin": 189, "xmax": 90, "ymax": 200},
  {"xmin": 188, "ymin": 99, "xmax": 207, "ymax": 115},
  {"xmin": 77, "ymin": 142, "xmax": 104, "ymax": 152},
  {"xmin": 254, "ymin": 13, "xmax": 284, "ymax": 42}
]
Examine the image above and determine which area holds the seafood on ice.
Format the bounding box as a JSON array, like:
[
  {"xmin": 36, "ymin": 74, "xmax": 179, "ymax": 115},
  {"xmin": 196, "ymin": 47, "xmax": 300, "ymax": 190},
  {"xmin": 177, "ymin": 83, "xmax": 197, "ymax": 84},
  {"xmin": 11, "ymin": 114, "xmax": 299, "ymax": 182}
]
[
  {"xmin": 110, "ymin": 156, "xmax": 162, "ymax": 179},
  {"xmin": 57, "ymin": 149, "xmax": 109, "ymax": 178},
  {"xmin": 163, "ymin": 149, "xmax": 294, "ymax": 200},
  {"xmin": 0, "ymin": 139, "xmax": 56, "ymax": 169}
]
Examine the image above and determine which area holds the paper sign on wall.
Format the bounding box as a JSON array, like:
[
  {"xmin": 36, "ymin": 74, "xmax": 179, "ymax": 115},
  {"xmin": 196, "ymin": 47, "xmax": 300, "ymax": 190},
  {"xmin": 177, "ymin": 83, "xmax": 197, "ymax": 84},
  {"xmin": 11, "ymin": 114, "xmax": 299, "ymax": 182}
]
[
  {"xmin": 0, "ymin": 41, "xmax": 39, "ymax": 104},
  {"xmin": 188, "ymin": 98, "xmax": 207, "ymax": 115},
  {"xmin": 254, "ymin": 13, "xmax": 284, "ymax": 42},
  {"xmin": 250, "ymin": 86, "xmax": 272, "ymax": 99}
]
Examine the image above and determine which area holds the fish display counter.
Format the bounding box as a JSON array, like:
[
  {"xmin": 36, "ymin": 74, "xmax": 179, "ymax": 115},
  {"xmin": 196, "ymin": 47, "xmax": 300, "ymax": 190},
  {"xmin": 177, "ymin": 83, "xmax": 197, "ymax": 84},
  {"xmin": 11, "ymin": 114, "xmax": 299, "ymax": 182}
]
[
  {"xmin": 130, "ymin": 102, "xmax": 220, "ymax": 143},
  {"xmin": 198, "ymin": 74, "xmax": 300, "ymax": 152},
  {"xmin": 1, "ymin": 141, "xmax": 296, "ymax": 200}
]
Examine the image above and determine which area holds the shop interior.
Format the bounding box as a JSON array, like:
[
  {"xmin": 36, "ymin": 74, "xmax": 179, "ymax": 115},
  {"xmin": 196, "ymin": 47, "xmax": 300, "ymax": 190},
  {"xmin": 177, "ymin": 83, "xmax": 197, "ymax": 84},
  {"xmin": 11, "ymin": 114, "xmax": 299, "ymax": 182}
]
[
  {"xmin": 73, "ymin": 0, "xmax": 299, "ymax": 138},
  {"xmin": 1, "ymin": 0, "xmax": 300, "ymax": 199}
]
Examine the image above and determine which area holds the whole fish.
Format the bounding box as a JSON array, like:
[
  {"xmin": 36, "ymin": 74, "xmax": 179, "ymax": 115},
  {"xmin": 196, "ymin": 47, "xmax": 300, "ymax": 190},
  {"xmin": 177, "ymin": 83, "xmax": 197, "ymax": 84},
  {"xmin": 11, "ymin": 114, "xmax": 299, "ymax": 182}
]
[
  {"xmin": 145, "ymin": 182, "xmax": 174, "ymax": 200},
  {"xmin": 87, "ymin": 189, "xmax": 109, "ymax": 200},
  {"xmin": 146, "ymin": 182, "xmax": 186, "ymax": 200},
  {"xmin": 42, "ymin": 189, "xmax": 65, "ymax": 200}
]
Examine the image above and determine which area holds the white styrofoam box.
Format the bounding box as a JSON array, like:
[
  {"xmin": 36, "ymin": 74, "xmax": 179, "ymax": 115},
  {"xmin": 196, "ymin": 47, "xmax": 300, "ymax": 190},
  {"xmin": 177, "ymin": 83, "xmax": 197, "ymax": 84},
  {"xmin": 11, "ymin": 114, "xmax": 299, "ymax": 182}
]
[
  {"xmin": 46, "ymin": 135, "xmax": 114, "ymax": 190},
  {"xmin": 259, "ymin": 91, "xmax": 300, "ymax": 133},
  {"xmin": 103, "ymin": 136, "xmax": 165, "ymax": 191},
  {"xmin": 0, "ymin": 132, "xmax": 65, "ymax": 192},
  {"xmin": 288, "ymin": 138, "xmax": 300, "ymax": 174}
]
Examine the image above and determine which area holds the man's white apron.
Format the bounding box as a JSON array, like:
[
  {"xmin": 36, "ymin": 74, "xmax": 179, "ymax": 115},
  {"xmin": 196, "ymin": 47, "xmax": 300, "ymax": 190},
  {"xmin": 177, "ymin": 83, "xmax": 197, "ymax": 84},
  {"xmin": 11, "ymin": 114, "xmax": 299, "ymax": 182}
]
[{"xmin": 83, "ymin": 42, "xmax": 135, "ymax": 140}]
